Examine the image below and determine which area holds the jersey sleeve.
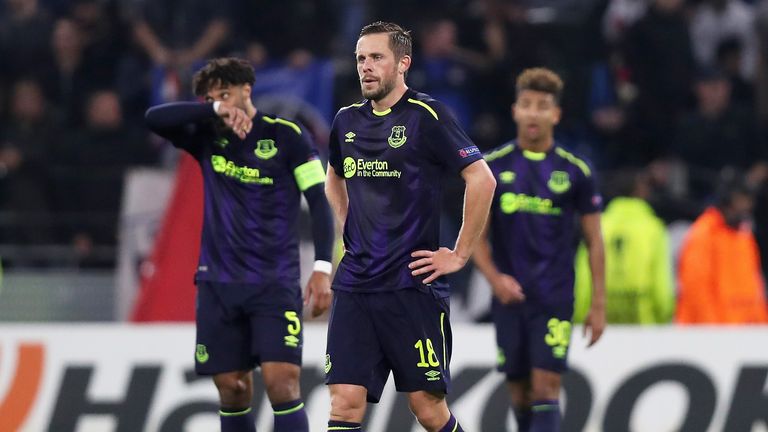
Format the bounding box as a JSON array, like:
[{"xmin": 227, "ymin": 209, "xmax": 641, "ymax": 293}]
[
  {"xmin": 574, "ymin": 163, "xmax": 602, "ymax": 215},
  {"xmin": 422, "ymin": 102, "xmax": 483, "ymax": 173},
  {"xmin": 281, "ymin": 122, "xmax": 326, "ymax": 192},
  {"xmin": 145, "ymin": 102, "xmax": 215, "ymax": 158}
]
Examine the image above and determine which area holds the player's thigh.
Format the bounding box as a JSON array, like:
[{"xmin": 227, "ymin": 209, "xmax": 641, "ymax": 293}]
[
  {"xmin": 492, "ymin": 299, "xmax": 529, "ymax": 380},
  {"xmin": 249, "ymin": 286, "xmax": 304, "ymax": 366},
  {"xmin": 325, "ymin": 291, "xmax": 390, "ymax": 403},
  {"xmin": 376, "ymin": 289, "xmax": 452, "ymax": 394},
  {"xmin": 195, "ymin": 282, "xmax": 252, "ymax": 375},
  {"xmin": 528, "ymin": 301, "xmax": 574, "ymax": 375}
]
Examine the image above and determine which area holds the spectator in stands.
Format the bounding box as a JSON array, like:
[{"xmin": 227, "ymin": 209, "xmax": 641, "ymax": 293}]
[
  {"xmin": 673, "ymin": 67, "xmax": 767, "ymax": 202},
  {"xmin": 690, "ymin": 0, "xmax": 757, "ymax": 80},
  {"xmin": 0, "ymin": 80, "xmax": 58, "ymax": 246},
  {"xmin": 132, "ymin": 0, "xmax": 229, "ymax": 70},
  {"xmin": 409, "ymin": 17, "xmax": 479, "ymax": 132},
  {"xmin": 0, "ymin": 0, "xmax": 54, "ymax": 83},
  {"xmin": 45, "ymin": 17, "xmax": 113, "ymax": 126},
  {"xmin": 715, "ymin": 38, "xmax": 754, "ymax": 108},
  {"xmin": 52, "ymin": 90, "xmax": 154, "ymax": 264},
  {"xmin": 236, "ymin": 0, "xmax": 336, "ymax": 65},
  {"xmin": 131, "ymin": 0, "xmax": 230, "ymax": 102},
  {"xmin": 574, "ymin": 169, "xmax": 675, "ymax": 324},
  {"xmin": 676, "ymin": 177, "xmax": 768, "ymax": 324},
  {"xmin": 623, "ymin": 0, "xmax": 695, "ymax": 162}
]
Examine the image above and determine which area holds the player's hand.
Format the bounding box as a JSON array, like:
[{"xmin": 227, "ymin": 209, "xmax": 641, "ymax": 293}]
[
  {"xmin": 490, "ymin": 273, "xmax": 525, "ymax": 304},
  {"xmin": 409, "ymin": 247, "xmax": 467, "ymax": 284},
  {"xmin": 215, "ymin": 105, "xmax": 252, "ymax": 139},
  {"xmin": 303, "ymin": 271, "xmax": 332, "ymax": 318},
  {"xmin": 583, "ymin": 303, "xmax": 606, "ymax": 347}
]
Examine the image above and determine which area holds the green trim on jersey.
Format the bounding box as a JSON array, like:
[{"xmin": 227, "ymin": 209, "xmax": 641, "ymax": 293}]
[
  {"xmin": 372, "ymin": 107, "xmax": 392, "ymax": 116},
  {"xmin": 407, "ymin": 98, "xmax": 439, "ymax": 120},
  {"xmin": 328, "ymin": 427, "xmax": 362, "ymax": 431},
  {"xmin": 339, "ymin": 102, "xmax": 365, "ymax": 111},
  {"xmin": 484, "ymin": 144, "xmax": 515, "ymax": 162},
  {"xmin": 555, "ymin": 147, "xmax": 591, "ymax": 177},
  {"xmin": 294, "ymin": 159, "xmax": 326, "ymax": 191},
  {"xmin": 523, "ymin": 149, "xmax": 547, "ymax": 161},
  {"xmin": 262, "ymin": 116, "xmax": 302, "ymax": 135}
]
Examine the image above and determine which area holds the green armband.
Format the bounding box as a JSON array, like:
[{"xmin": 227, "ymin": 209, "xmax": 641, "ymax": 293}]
[{"xmin": 294, "ymin": 159, "xmax": 325, "ymax": 191}]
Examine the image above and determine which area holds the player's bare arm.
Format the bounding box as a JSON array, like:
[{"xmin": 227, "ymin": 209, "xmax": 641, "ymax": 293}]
[
  {"xmin": 325, "ymin": 165, "xmax": 349, "ymax": 228},
  {"xmin": 410, "ymin": 159, "xmax": 496, "ymax": 284},
  {"xmin": 580, "ymin": 212, "xmax": 606, "ymax": 346},
  {"xmin": 472, "ymin": 224, "xmax": 525, "ymax": 304}
]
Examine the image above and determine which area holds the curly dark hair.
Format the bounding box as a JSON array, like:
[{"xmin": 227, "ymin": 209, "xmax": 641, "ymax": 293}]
[{"xmin": 192, "ymin": 57, "xmax": 255, "ymax": 96}]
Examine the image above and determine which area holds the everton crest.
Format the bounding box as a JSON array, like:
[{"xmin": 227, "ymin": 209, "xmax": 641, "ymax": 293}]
[
  {"xmin": 388, "ymin": 126, "xmax": 407, "ymax": 148},
  {"xmin": 547, "ymin": 170, "xmax": 571, "ymax": 193},
  {"xmin": 255, "ymin": 139, "xmax": 278, "ymax": 160}
]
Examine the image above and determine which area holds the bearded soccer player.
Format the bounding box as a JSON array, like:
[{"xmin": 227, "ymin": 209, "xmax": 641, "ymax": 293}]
[
  {"xmin": 145, "ymin": 57, "xmax": 334, "ymax": 432},
  {"xmin": 472, "ymin": 68, "xmax": 606, "ymax": 432},
  {"xmin": 323, "ymin": 21, "xmax": 496, "ymax": 432}
]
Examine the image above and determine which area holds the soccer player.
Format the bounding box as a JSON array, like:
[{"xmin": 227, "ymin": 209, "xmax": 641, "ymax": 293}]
[
  {"xmin": 144, "ymin": 57, "xmax": 334, "ymax": 432},
  {"xmin": 323, "ymin": 22, "xmax": 496, "ymax": 432},
  {"xmin": 472, "ymin": 68, "xmax": 606, "ymax": 432}
]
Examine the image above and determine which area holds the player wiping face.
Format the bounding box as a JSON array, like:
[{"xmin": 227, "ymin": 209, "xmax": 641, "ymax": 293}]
[{"xmin": 203, "ymin": 81, "xmax": 253, "ymax": 139}]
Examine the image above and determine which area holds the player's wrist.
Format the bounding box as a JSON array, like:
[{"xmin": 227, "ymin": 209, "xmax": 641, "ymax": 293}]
[
  {"xmin": 313, "ymin": 260, "xmax": 333, "ymax": 275},
  {"xmin": 452, "ymin": 248, "xmax": 471, "ymax": 264}
]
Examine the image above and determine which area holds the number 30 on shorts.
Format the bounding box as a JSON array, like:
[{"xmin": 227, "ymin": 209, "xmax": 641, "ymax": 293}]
[{"xmin": 414, "ymin": 338, "xmax": 440, "ymax": 367}]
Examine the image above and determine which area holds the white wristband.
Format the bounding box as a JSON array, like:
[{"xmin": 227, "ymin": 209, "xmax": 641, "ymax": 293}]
[
  {"xmin": 212, "ymin": 101, "xmax": 221, "ymax": 114},
  {"xmin": 313, "ymin": 260, "xmax": 333, "ymax": 275}
]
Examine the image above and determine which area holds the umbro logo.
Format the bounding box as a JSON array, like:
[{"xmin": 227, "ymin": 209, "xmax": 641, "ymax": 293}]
[
  {"xmin": 344, "ymin": 132, "xmax": 356, "ymax": 143},
  {"xmin": 425, "ymin": 370, "xmax": 441, "ymax": 381},
  {"xmin": 284, "ymin": 335, "xmax": 300, "ymax": 348}
]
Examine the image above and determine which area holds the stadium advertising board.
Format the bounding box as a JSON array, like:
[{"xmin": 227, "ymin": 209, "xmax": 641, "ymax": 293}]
[{"xmin": 1, "ymin": 325, "xmax": 766, "ymax": 431}]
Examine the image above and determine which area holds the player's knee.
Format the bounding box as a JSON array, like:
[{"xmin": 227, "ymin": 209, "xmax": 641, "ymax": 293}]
[
  {"xmin": 264, "ymin": 376, "xmax": 300, "ymax": 403},
  {"xmin": 411, "ymin": 408, "xmax": 444, "ymax": 430},
  {"xmin": 408, "ymin": 394, "xmax": 449, "ymax": 430},
  {"xmin": 531, "ymin": 378, "xmax": 560, "ymax": 400},
  {"xmin": 329, "ymin": 387, "xmax": 366, "ymax": 421},
  {"xmin": 213, "ymin": 373, "xmax": 251, "ymax": 406}
]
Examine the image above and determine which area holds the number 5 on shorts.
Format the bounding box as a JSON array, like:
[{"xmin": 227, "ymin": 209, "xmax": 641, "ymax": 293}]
[{"xmin": 284, "ymin": 311, "xmax": 301, "ymax": 348}]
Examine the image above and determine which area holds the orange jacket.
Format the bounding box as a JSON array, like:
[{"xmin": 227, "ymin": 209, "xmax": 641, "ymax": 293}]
[{"xmin": 676, "ymin": 207, "xmax": 768, "ymax": 324}]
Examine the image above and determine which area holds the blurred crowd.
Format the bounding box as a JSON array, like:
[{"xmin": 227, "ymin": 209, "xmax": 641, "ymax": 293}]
[{"xmin": 0, "ymin": 0, "xmax": 766, "ymax": 321}]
